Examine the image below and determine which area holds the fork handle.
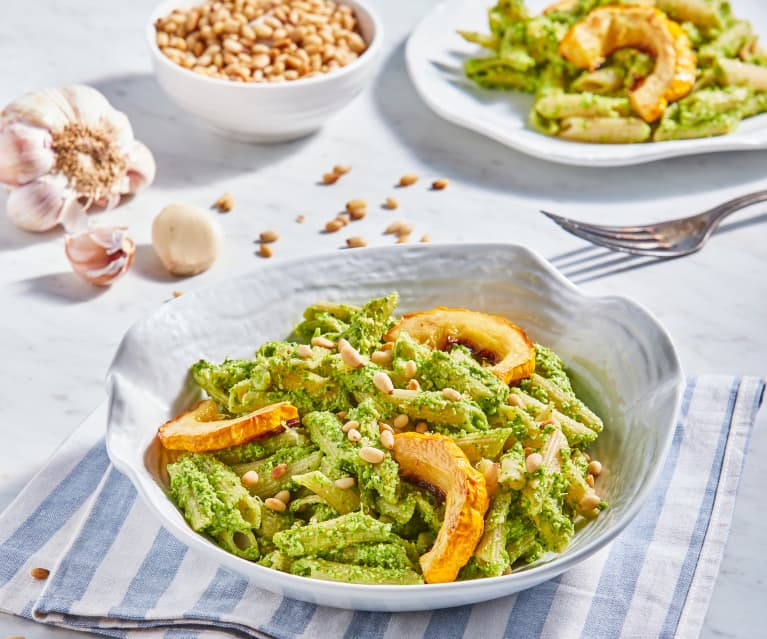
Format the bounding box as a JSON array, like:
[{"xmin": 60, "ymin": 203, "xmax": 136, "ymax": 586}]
[{"xmin": 706, "ymin": 189, "xmax": 767, "ymax": 224}]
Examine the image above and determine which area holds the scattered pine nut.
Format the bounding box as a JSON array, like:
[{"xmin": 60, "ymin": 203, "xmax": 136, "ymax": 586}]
[
  {"xmin": 334, "ymin": 476, "xmax": 356, "ymax": 489},
  {"xmin": 578, "ymin": 493, "xmax": 601, "ymax": 511},
  {"xmin": 380, "ymin": 342, "xmax": 394, "ymax": 352},
  {"xmin": 415, "ymin": 422, "xmax": 428, "ymax": 433},
  {"xmin": 525, "ymin": 453, "xmax": 543, "ymax": 474},
  {"xmin": 396, "ymin": 234, "xmax": 410, "ymax": 244},
  {"xmin": 325, "ymin": 219, "xmax": 344, "ymax": 233},
  {"xmin": 384, "ymin": 197, "xmax": 398, "ymax": 210},
  {"xmin": 296, "ymin": 214, "xmax": 305, "ymax": 223},
  {"xmin": 258, "ymin": 244, "xmax": 273, "ymax": 258},
  {"xmin": 337, "ymin": 411, "xmax": 348, "ymax": 420},
  {"xmin": 347, "ymin": 428, "xmax": 362, "ymax": 442},
  {"xmin": 339, "ymin": 340, "xmax": 366, "ymax": 367},
  {"xmin": 342, "ymin": 419, "xmax": 359, "ymax": 433},
  {"xmin": 399, "ymin": 173, "xmax": 418, "ymax": 187},
  {"xmin": 380, "ymin": 429, "xmax": 395, "ymax": 450},
  {"xmin": 311, "ymin": 335, "xmax": 336, "ymax": 349},
  {"xmin": 275, "ymin": 489, "xmax": 291, "ymax": 504},
  {"xmin": 296, "ymin": 344, "xmax": 313, "ymax": 358},
  {"xmin": 260, "ymin": 230, "xmax": 279, "ymax": 243},
  {"xmin": 407, "ymin": 378, "xmax": 421, "ymax": 391},
  {"xmin": 346, "ymin": 199, "xmax": 366, "ymax": 212},
  {"xmin": 442, "ymin": 387, "xmax": 461, "ymax": 401},
  {"xmin": 373, "ymin": 371, "xmax": 395, "ymax": 394},
  {"xmin": 432, "ymin": 178, "xmax": 449, "ymax": 190},
  {"xmin": 346, "ymin": 236, "xmax": 368, "ymax": 248},
  {"xmin": 378, "ymin": 421, "xmax": 393, "ymax": 433},
  {"xmin": 420, "ymin": 234, "xmax": 431, "ymax": 243},
  {"xmin": 241, "ymin": 470, "xmax": 260, "ymax": 488},
  {"xmin": 30, "ymin": 567, "xmax": 50, "ymax": 580},
  {"xmin": 334, "ymin": 164, "xmax": 351, "ymax": 175},
  {"xmin": 172, "ymin": 290, "xmax": 184, "ymax": 298},
  {"xmin": 265, "ymin": 497, "xmax": 287, "ymax": 512},
  {"xmin": 271, "ymin": 463, "xmax": 288, "ymax": 479},
  {"xmin": 371, "ymin": 350, "xmax": 393, "ymax": 365},
  {"xmin": 348, "ymin": 208, "xmax": 366, "ymax": 221},
  {"xmin": 323, "ymin": 172, "xmax": 340, "ymax": 184},
  {"xmin": 586, "ymin": 474, "xmax": 595, "ymax": 487},
  {"xmin": 397, "ymin": 222, "xmax": 414, "ymax": 235},
  {"xmin": 213, "ymin": 192, "xmax": 235, "ymax": 212},
  {"xmin": 393, "ymin": 414, "xmax": 409, "ymax": 429},
  {"xmin": 359, "ymin": 446, "xmax": 385, "ymax": 464},
  {"xmin": 588, "ymin": 460, "xmax": 603, "ymax": 476},
  {"xmin": 384, "ymin": 221, "xmax": 404, "ymax": 235},
  {"xmin": 403, "ymin": 360, "xmax": 417, "ymax": 379}
]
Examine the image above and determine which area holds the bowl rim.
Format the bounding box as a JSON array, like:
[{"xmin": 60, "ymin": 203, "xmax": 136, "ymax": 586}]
[
  {"xmin": 146, "ymin": 0, "xmax": 384, "ymax": 90},
  {"xmin": 105, "ymin": 242, "xmax": 685, "ymax": 601}
]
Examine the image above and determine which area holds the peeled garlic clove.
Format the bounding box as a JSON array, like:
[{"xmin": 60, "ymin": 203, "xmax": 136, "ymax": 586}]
[
  {"xmin": 6, "ymin": 175, "xmax": 69, "ymax": 232},
  {"xmin": 65, "ymin": 226, "xmax": 135, "ymax": 286},
  {"xmin": 125, "ymin": 141, "xmax": 156, "ymax": 194},
  {"xmin": 2, "ymin": 88, "xmax": 74, "ymax": 132},
  {"xmin": 152, "ymin": 203, "xmax": 222, "ymax": 276},
  {"xmin": 0, "ymin": 123, "xmax": 54, "ymax": 186}
]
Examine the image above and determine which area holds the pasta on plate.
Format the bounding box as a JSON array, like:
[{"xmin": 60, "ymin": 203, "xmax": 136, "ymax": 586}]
[{"xmin": 460, "ymin": 0, "xmax": 767, "ymax": 142}]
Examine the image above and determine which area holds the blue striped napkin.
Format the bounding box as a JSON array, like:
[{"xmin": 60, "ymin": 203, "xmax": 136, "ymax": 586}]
[{"xmin": 0, "ymin": 376, "xmax": 763, "ymax": 639}]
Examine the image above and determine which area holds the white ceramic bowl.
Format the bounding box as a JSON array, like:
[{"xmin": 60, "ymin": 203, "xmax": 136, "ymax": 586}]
[
  {"xmin": 146, "ymin": 0, "xmax": 383, "ymax": 142},
  {"xmin": 106, "ymin": 243, "xmax": 684, "ymax": 611}
]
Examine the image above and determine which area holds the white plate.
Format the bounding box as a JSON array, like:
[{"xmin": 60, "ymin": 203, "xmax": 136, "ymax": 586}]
[
  {"xmin": 106, "ymin": 243, "xmax": 684, "ymax": 611},
  {"xmin": 405, "ymin": 0, "xmax": 767, "ymax": 167}
]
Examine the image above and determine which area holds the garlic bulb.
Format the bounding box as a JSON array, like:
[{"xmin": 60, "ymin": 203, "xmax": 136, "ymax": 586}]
[
  {"xmin": 0, "ymin": 85, "xmax": 156, "ymax": 232},
  {"xmin": 152, "ymin": 203, "xmax": 222, "ymax": 276},
  {"xmin": 65, "ymin": 226, "xmax": 136, "ymax": 286}
]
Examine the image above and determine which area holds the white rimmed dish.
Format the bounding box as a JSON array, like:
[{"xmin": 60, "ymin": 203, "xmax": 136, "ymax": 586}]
[
  {"xmin": 106, "ymin": 243, "xmax": 684, "ymax": 611},
  {"xmin": 147, "ymin": 0, "xmax": 383, "ymax": 142},
  {"xmin": 405, "ymin": 0, "xmax": 767, "ymax": 167}
]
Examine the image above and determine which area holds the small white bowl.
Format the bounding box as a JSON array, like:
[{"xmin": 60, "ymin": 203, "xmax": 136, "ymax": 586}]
[{"xmin": 146, "ymin": 0, "xmax": 383, "ymax": 142}]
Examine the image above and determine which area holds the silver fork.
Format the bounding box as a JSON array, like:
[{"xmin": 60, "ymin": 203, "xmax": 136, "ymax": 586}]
[{"xmin": 541, "ymin": 190, "xmax": 767, "ymax": 258}]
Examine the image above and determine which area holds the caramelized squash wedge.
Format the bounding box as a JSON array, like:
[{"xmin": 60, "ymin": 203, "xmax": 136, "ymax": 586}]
[
  {"xmin": 559, "ymin": 5, "xmax": 696, "ymax": 122},
  {"xmin": 384, "ymin": 307, "xmax": 535, "ymax": 384},
  {"xmin": 158, "ymin": 400, "xmax": 298, "ymax": 452},
  {"xmin": 392, "ymin": 432, "xmax": 489, "ymax": 583}
]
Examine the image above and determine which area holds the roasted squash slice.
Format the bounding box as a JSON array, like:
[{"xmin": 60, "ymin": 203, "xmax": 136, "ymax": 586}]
[
  {"xmin": 392, "ymin": 432, "xmax": 489, "ymax": 583},
  {"xmin": 157, "ymin": 400, "xmax": 298, "ymax": 452},
  {"xmin": 384, "ymin": 307, "xmax": 535, "ymax": 384},
  {"xmin": 559, "ymin": 5, "xmax": 696, "ymax": 122}
]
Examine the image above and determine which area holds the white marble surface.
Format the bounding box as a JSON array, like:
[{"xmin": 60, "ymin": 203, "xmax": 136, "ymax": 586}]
[{"xmin": 0, "ymin": 1, "xmax": 765, "ymax": 637}]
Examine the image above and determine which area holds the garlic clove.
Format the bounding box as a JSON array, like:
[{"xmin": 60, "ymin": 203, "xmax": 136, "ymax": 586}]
[
  {"xmin": 152, "ymin": 203, "xmax": 222, "ymax": 276},
  {"xmin": 65, "ymin": 226, "xmax": 135, "ymax": 286},
  {"xmin": 0, "ymin": 123, "xmax": 54, "ymax": 187},
  {"xmin": 61, "ymin": 85, "xmax": 134, "ymax": 151},
  {"xmin": 6, "ymin": 175, "xmax": 70, "ymax": 232},
  {"xmin": 2, "ymin": 88, "xmax": 75, "ymax": 132},
  {"xmin": 125, "ymin": 141, "xmax": 156, "ymax": 194}
]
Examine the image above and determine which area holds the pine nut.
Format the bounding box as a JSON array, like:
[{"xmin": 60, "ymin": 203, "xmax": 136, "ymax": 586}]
[
  {"xmin": 241, "ymin": 470, "xmax": 260, "ymax": 488},
  {"xmin": 346, "ymin": 236, "xmax": 368, "ymax": 248},
  {"xmin": 373, "ymin": 371, "xmax": 394, "ymax": 394},
  {"xmin": 213, "ymin": 192, "xmax": 235, "ymax": 212},
  {"xmin": 371, "ymin": 350, "xmax": 393, "ymax": 366},
  {"xmin": 311, "ymin": 335, "xmax": 335, "ymax": 349},
  {"xmin": 259, "ymin": 244, "xmax": 273, "ymax": 258},
  {"xmin": 403, "ymin": 360, "xmax": 417, "ymax": 379},
  {"xmin": 378, "ymin": 421, "xmax": 394, "ymax": 433},
  {"xmin": 334, "ymin": 476, "xmax": 356, "ymax": 489},
  {"xmin": 340, "ymin": 343, "xmax": 366, "ymax": 367},
  {"xmin": 415, "ymin": 422, "xmax": 428, "ymax": 433},
  {"xmin": 346, "ymin": 199, "xmax": 366, "ymax": 213},
  {"xmin": 399, "ymin": 174, "xmax": 419, "ymax": 187},
  {"xmin": 359, "ymin": 446, "xmax": 385, "ymax": 464},
  {"xmin": 442, "ymin": 387, "xmax": 461, "ymax": 401},
  {"xmin": 265, "ymin": 497, "xmax": 287, "ymax": 512},
  {"xmin": 586, "ymin": 474, "xmax": 595, "ymax": 487},
  {"xmin": 482, "ymin": 461, "xmax": 499, "ymax": 491},
  {"xmin": 397, "ymin": 222, "xmax": 414, "ymax": 236},
  {"xmin": 393, "ymin": 414, "xmax": 409, "ymax": 429},
  {"xmin": 296, "ymin": 344, "xmax": 313, "ymax": 358},
  {"xmin": 432, "ymin": 178, "xmax": 449, "ymax": 190},
  {"xmin": 525, "ymin": 452, "xmax": 543, "ymax": 474},
  {"xmin": 336, "ymin": 214, "xmax": 349, "ymax": 226},
  {"xmin": 337, "ymin": 410, "xmax": 348, "ymax": 420},
  {"xmin": 347, "ymin": 428, "xmax": 362, "ymax": 442},
  {"xmin": 296, "ymin": 214, "xmax": 305, "ymax": 223},
  {"xmin": 384, "ymin": 197, "xmax": 398, "ymax": 210},
  {"xmin": 172, "ymin": 290, "xmax": 184, "ymax": 298},
  {"xmin": 380, "ymin": 341, "xmax": 394, "ymax": 351},
  {"xmin": 333, "ymin": 164, "xmax": 351, "ymax": 175},
  {"xmin": 30, "ymin": 567, "xmax": 50, "ymax": 580},
  {"xmin": 407, "ymin": 378, "xmax": 421, "ymax": 391},
  {"xmin": 384, "ymin": 221, "xmax": 403, "ymax": 235},
  {"xmin": 578, "ymin": 493, "xmax": 601, "ymax": 511},
  {"xmin": 396, "ymin": 234, "xmax": 410, "ymax": 244},
  {"xmin": 348, "ymin": 207, "xmax": 366, "ymax": 221},
  {"xmin": 420, "ymin": 234, "xmax": 431, "ymax": 243},
  {"xmin": 342, "ymin": 419, "xmax": 359, "ymax": 433},
  {"xmin": 323, "ymin": 172, "xmax": 340, "ymax": 184},
  {"xmin": 260, "ymin": 229, "xmax": 279, "ymax": 243},
  {"xmin": 271, "ymin": 463, "xmax": 288, "ymax": 479},
  {"xmin": 325, "ymin": 219, "xmax": 343, "ymax": 233},
  {"xmin": 587, "ymin": 460, "xmax": 603, "ymax": 476},
  {"xmin": 380, "ymin": 429, "xmax": 395, "ymax": 450},
  {"xmin": 273, "ymin": 489, "xmax": 290, "ymax": 504}
]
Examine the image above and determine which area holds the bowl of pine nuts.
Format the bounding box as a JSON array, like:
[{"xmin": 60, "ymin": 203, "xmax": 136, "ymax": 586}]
[{"xmin": 148, "ymin": 0, "xmax": 383, "ymax": 142}]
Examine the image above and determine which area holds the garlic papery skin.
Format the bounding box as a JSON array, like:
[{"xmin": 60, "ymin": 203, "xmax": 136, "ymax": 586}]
[
  {"xmin": 152, "ymin": 203, "xmax": 222, "ymax": 276},
  {"xmin": 0, "ymin": 123, "xmax": 54, "ymax": 186},
  {"xmin": 6, "ymin": 174, "xmax": 71, "ymax": 232},
  {"xmin": 1, "ymin": 84, "xmax": 156, "ymax": 232},
  {"xmin": 65, "ymin": 226, "xmax": 136, "ymax": 287}
]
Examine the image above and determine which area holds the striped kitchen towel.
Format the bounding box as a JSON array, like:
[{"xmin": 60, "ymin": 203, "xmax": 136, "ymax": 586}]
[{"xmin": 0, "ymin": 376, "xmax": 763, "ymax": 639}]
